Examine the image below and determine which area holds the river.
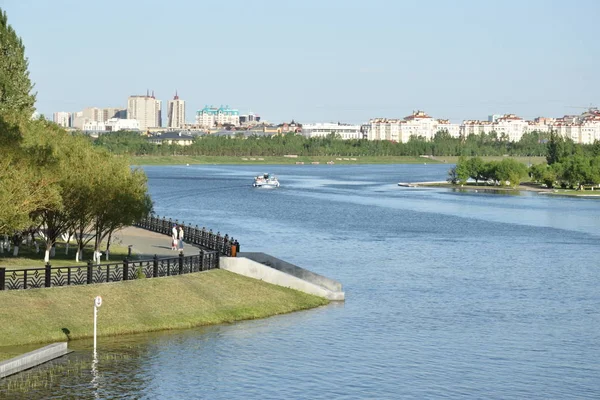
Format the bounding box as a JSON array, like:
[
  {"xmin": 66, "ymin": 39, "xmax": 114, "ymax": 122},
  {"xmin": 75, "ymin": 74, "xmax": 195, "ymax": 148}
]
[{"xmin": 2, "ymin": 164, "xmax": 599, "ymax": 399}]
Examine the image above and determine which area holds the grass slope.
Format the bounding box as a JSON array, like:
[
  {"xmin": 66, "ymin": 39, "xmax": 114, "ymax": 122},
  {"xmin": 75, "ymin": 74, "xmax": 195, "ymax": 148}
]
[{"xmin": 0, "ymin": 270, "xmax": 328, "ymax": 349}]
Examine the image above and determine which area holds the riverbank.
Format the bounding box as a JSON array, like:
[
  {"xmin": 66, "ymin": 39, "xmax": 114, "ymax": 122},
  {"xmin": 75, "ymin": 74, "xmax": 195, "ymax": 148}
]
[
  {"xmin": 129, "ymin": 155, "xmax": 544, "ymax": 166},
  {"xmin": 410, "ymin": 181, "xmax": 600, "ymax": 197},
  {"xmin": 414, "ymin": 181, "xmax": 551, "ymax": 193},
  {"xmin": 0, "ymin": 269, "xmax": 328, "ymax": 350},
  {"xmin": 129, "ymin": 155, "xmax": 443, "ymax": 165}
]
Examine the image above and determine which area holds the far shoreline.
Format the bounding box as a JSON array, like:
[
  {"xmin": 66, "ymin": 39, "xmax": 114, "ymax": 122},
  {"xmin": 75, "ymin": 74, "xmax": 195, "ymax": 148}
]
[
  {"xmin": 412, "ymin": 181, "xmax": 600, "ymax": 198},
  {"xmin": 129, "ymin": 155, "xmax": 546, "ymax": 166}
]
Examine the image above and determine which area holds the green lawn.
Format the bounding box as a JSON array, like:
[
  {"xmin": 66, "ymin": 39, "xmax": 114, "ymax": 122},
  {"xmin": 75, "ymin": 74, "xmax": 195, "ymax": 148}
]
[{"xmin": 0, "ymin": 270, "xmax": 328, "ymax": 349}]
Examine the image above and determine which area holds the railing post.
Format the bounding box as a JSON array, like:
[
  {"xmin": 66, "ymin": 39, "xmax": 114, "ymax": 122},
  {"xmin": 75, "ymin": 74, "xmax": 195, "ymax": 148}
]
[
  {"xmin": 87, "ymin": 260, "xmax": 93, "ymax": 284},
  {"xmin": 0, "ymin": 267, "xmax": 5, "ymax": 290},
  {"xmin": 179, "ymin": 252, "xmax": 184, "ymax": 274},
  {"xmin": 153, "ymin": 255, "xmax": 159, "ymax": 277},
  {"xmin": 216, "ymin": 252, "xmax": 220, "ymax": 269},
  {"xmin": 45, "ymin": 262, "xmax": 52, "ymax": 288},
  {"xmin": 123, "ymin": 258, "xmax": 129, "ymax": 281},
  {"xmin": 199, "ymin": 249, "xmax": 204, "ymax": 271}
]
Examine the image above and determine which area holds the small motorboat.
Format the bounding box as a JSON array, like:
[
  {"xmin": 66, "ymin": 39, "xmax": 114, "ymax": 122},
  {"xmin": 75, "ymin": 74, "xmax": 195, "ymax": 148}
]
[{"xmin": 253, "ymin": 173, "xmax": 280, "ymax": 188}]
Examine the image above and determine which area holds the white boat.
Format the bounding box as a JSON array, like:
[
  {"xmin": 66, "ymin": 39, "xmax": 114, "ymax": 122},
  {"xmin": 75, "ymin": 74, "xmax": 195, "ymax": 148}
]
[{"xmin": 253, "ymin": 173, "xmax": 280, "ymax": 188}]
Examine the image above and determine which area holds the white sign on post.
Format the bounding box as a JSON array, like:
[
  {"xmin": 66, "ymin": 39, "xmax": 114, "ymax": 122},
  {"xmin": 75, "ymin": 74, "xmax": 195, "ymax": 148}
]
[{"xmin": 93, "ymin": 296, "xmax": 102, "ymax": 356}]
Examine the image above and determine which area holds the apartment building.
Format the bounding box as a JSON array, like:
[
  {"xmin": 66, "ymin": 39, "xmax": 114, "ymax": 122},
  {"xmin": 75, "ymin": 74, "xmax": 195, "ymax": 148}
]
[
  {"xmin": 167, "ymin": 92, "xmax": 185, "ymax": 129},
  {"xmin": 128, "ymin": 93, "xmax": 162, "ymax": 130}
]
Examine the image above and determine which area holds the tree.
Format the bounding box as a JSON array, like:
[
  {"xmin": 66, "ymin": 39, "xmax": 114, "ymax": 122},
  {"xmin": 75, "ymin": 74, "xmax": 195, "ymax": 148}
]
[
  {"xmin": 466, "ymin": 157, "xmax": 485, "ymax": 183},
  {"xmin": 0, "ymin": 117, "xmax": 61, "ymax": 235},
  {"xmin": 495, "ymin": 158, "xmax": 528, "ymax": 187},
  {"xmin": 451, "ymin": 156, "xmax": 470, "ymax": 184},
  {"xmin": 91, "ymin": 158, "xmax": 153, "ymax": 262},
  {"xmin": 0, "ymin": 8, "xmax": 36, "ymax": 119}
]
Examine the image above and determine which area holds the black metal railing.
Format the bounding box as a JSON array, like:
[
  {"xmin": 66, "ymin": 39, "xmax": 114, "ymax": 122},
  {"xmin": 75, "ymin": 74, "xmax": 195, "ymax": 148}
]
[
  {"xmin": 0, "ymin": 250, "xmax": 220, "ymax": 291},
  {"xmin": 134, "ymin": 215, "xmax": 240, "ymax": 257}
]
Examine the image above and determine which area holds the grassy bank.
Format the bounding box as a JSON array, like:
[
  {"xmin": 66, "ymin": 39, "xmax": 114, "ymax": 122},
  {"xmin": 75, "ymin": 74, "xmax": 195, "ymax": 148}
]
[
  {"xmin": 129, "ymin": 155, "xmax": 546, "ymax": 166},
  {"xmin": 0, "ymin": 270, "xmax": 328, "ymax": 349},
  {"xmin": 129, "ymin": 155, "xmax": 442, "ymax": 165},
  {"xmin": 418, "ymin": 181, "xmax": 600, "ymax": 197},
  {"xmin": 431, "ymin": 156, "xmax": 546, "ymax": 165}
]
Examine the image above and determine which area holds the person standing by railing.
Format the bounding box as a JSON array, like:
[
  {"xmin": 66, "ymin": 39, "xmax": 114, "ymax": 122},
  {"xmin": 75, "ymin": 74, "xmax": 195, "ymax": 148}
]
[
  {"xmin": 178, "ymin": 225, "xmax": 184, "ymax": 251},
  {"xmin": 171, "ymin": 225, "xmax": 178, "ymax": 251}
]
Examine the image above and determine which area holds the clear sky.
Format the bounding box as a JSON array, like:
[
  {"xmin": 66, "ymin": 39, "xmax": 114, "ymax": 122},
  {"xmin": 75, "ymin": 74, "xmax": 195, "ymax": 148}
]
[{"xmin": 2, "ymin": 0, "xmax": 599, "ymax": 124}]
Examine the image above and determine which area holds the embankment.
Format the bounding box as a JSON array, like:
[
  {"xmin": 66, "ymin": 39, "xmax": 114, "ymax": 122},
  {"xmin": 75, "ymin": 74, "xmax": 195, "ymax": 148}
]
[{"xmin": 0, "ymin": 270, "xmax": 328, "ymax": 348}]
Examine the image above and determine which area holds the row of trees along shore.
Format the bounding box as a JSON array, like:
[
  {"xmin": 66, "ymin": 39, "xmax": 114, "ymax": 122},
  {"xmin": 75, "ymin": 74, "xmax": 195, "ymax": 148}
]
[
  {"xmin": 0, "ymin": 8, "xmax": 152, "ymax": 262},
  {"xmin": 93, "ymin": 129, "xmax": 600, "ymax": 158},
  {"xmin": 449, "ymin": 132, "xmax": 600, "ymax": 188}
]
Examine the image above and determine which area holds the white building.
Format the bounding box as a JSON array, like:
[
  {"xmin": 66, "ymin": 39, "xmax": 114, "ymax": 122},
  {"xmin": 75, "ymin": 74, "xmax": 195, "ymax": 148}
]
[
  {"xmin": 82, "ymin": 121, "xmax": 106, "ymax": 131},
  {"xmin": 53, "ymin": 112, "xmax": 71, "ymax": 127},
  {"xmin": 128, "ymin": 93, "xmax": 162, "ymax": 131},
  {"xmin": 105, "ymin": 118, "xmax": 140, "ymax": 131},
  {"xmin": 71, "ymin": 106, "xmax": 125, "ymax": 129},
  {"xmin": 552, "ymin": 109, "xmax": 600, "ymax": 144},
  {"xmin": 301, "ymin": 123, "xmax": 362, "ymax": 140},
  {"xmin": 461, "ymin": 114, "xmax": 552, "ymax": 141},
  {"xmin": 195, "ymin": 105, "xmax": 239, "ymax": 128},
  {"xmin": 368, "ymin": 111, "xmax": 460, "ymax": 143},
  {"xmin": 167, "ymin": 92, "xmax": 185, "ymax": 129}
]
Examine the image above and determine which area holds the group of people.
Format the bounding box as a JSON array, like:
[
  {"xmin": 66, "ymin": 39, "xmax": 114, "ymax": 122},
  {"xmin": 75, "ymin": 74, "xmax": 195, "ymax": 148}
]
[{"xmin": 171, "ymin": 224, "xmax": 184, "ymax": 251}]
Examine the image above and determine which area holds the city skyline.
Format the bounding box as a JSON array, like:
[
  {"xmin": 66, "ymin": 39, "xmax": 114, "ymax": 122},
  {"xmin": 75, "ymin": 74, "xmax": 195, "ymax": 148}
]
[{"xmin": 3, "ymin": 0, "xmax": 599, "ymax": 124}]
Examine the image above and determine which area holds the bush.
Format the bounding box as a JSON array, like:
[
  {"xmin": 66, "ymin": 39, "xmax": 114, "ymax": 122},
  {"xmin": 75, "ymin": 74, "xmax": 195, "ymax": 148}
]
[{"xmin": 135, "ymin": 266, "xmax": 146, "ymax": 279}]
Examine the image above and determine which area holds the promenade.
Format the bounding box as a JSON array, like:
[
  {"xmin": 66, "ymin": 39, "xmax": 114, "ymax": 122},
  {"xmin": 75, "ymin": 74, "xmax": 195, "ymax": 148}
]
[{"xmin": 114, "ymin": 226, "xmax": 197, "ymax": 259}]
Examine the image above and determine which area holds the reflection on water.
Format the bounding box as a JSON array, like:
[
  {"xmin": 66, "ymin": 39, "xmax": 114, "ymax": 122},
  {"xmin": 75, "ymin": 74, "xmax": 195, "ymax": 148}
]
[{"xmin": 2, "ymin": 164, "xmax": 599, "ymax": 399}]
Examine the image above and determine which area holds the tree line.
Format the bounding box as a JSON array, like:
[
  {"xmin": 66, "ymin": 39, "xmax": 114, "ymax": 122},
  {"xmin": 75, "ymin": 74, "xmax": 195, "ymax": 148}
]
[
  {"xmin": 0, "ymin": 8, "xmax": 152, "ymax": 262},
  {"xmin": 93, "ymin": 129, "xmax": 600, "ymax": 159},
  {"xmin": 449, "ymin": 132, "xmax": 600, "ymax": 188}
]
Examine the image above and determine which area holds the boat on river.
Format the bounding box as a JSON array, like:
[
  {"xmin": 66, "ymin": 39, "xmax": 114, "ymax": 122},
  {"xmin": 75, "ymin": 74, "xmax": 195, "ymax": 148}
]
[{"xmin": 253, "ymin": 173, "xmax": 280, "ymax": 188}]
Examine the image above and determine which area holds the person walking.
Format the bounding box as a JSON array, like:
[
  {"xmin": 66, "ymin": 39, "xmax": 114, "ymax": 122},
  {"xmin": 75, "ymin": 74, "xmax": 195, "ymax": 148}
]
[
  {"xmin": 178, "ymin": 226, "xmax": 184, "ymax": 250},
  {"xmin": 171, "ymin": 225, "xmax": 178, "ymax": 250}
]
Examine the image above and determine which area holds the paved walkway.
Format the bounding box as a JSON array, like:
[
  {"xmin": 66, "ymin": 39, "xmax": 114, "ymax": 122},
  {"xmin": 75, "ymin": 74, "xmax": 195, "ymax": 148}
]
[{"xmin": 114, "ymin": 226, "xmax": 200, "ymax": 260}]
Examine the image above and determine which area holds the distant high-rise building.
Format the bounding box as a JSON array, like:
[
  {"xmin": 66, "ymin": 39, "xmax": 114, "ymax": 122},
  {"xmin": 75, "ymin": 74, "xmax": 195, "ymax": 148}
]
[
  {"xmin": 167, "ymin": 91, "xmax": 185, "ymax": 129},
  {"xmin": 127, "ymin": 91, "xmax": 162, "ymax": 130},
  {"xmin": 53, "ymin": 112, "xmax": 71, "ymax": 127}
]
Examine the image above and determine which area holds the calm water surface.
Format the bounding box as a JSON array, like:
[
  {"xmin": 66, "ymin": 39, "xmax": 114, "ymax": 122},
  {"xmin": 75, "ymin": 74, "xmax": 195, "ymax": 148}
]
[{"xmin": 2, "ymin": 164, "xmax": 600, "ymax": 399}]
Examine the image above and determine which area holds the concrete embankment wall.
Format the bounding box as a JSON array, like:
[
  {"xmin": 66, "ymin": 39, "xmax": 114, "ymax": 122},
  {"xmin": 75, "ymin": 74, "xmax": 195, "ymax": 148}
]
[
  {"xmin": 221, "ymin": 253, "xmax": 344, "ymax": 301},
  {"xmin": 0, "ymin": 342, "xmax": 69, "ymax": 379}
]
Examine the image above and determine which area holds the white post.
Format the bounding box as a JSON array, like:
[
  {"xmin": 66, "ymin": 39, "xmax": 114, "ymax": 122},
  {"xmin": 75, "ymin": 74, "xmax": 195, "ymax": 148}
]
[{"xmin": 93, "ymin": 296, "xmax": 102, "ymax": 356}]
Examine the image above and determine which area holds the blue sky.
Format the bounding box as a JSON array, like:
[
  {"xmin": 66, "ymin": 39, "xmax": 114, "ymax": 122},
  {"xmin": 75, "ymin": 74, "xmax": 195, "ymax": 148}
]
[{"xmin": 2, "ymin": 0, "xmax": 599, "ymax": 124}]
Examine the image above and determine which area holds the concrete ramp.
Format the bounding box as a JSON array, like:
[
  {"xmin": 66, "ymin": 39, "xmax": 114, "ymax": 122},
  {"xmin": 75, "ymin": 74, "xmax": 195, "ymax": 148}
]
[
  {"xmin": 220, "ymin": 252, "xmax": 344, "ymax": 301},
  {"xmin": 0, "ymin": 342, "xmax": 69, "ymax": 379}
]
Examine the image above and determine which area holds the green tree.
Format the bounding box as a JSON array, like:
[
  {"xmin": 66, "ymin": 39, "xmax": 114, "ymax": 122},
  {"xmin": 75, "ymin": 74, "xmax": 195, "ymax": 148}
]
[
  {"xmin": 91, "ymin": 158, "xmax": 153, "ymax": 262},
  {"xmin": 0, "ymin": 8, "xmax": 36, "ymax": 119},
  {"xmin": 495, "ymin": 158, "xmax": 528, "ymax": 187},
  {"xmin": 466, "ymin": 157, "xmax": 485, "ymax": 183}
]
